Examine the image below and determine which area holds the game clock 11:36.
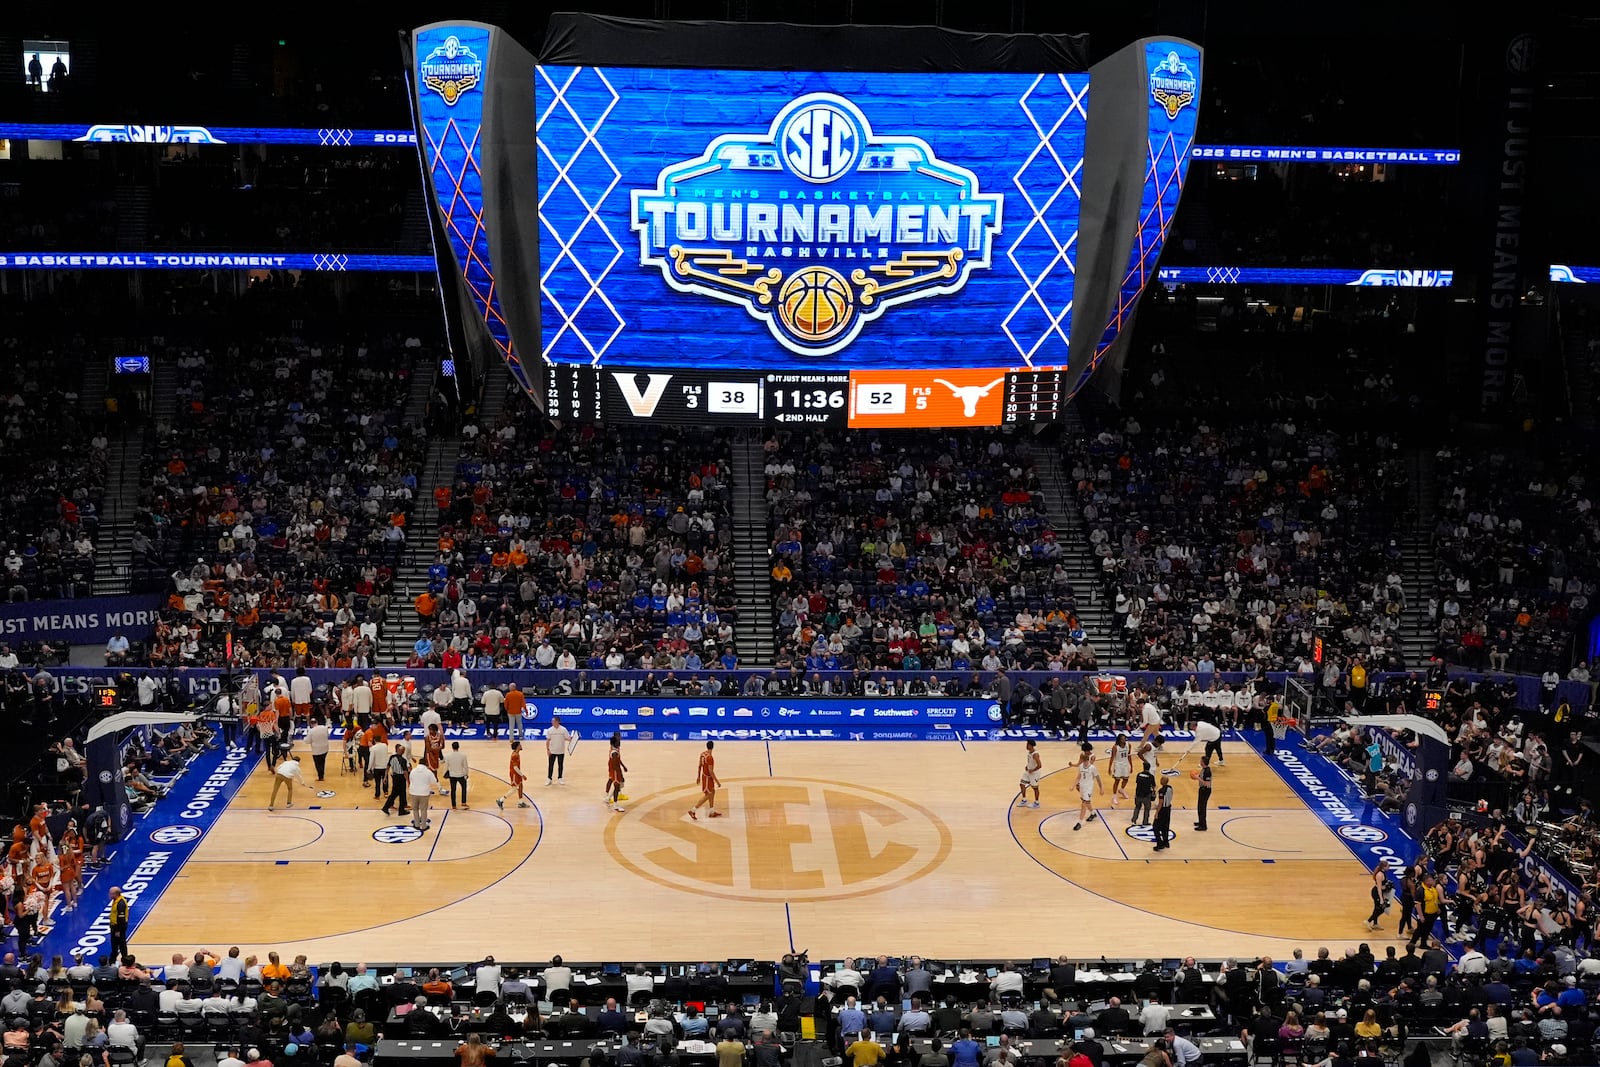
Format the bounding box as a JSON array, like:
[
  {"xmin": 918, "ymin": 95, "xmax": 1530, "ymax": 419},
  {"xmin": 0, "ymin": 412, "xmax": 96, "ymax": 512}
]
[{"xmin": 765, "ymin": 374, "xmax": 849, "ymax": 426}]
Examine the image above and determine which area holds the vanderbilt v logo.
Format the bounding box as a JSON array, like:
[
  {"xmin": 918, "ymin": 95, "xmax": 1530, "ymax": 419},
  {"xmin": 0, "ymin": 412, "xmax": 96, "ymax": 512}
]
[{"xmin": 612, "ymin": 372, "xmax": 673, "ymax": 417}]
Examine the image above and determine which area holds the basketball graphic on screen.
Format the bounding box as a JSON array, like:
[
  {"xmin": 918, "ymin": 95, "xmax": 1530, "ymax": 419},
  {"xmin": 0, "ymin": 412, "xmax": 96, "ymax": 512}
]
[{"xmin": 778, "ymin": 267, "xmax": 853, "ymax": 344}]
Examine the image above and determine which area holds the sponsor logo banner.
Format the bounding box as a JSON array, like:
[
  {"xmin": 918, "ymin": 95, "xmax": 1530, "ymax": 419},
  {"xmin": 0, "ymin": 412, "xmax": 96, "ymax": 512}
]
[{"xmin": 0, "ymin": 594, "xmax": 162, "ymax": 643}]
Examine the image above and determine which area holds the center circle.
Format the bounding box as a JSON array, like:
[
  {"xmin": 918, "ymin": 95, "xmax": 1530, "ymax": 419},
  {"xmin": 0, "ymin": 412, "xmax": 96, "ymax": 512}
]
[{"xmin": 604, "ymin": 776, "xmax": 951, "ymax": 903}]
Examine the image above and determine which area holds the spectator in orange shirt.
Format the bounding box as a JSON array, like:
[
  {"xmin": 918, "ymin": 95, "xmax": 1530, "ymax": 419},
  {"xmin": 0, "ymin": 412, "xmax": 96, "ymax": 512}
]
[
  {"xmin": 415, "ymin": 591, "xmax": 437, "ymax": 618},
  {"xmin": 262, "ymin": 952, "xmax": 291, "ymax": 983},
  {"xmin": 422, "ymin": 969, "xmax": 454, "ymax": 998}
]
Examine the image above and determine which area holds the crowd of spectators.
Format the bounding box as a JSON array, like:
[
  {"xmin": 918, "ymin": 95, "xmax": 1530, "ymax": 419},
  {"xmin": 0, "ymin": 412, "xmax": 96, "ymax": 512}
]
[
  {"xmin": 1168, "ymin": 164, "xmax": 1450, "ymax": 268},
  {"xmin": 148, "ymin": 149, "xmax": 423, "ymax": 253},
  {"xmin": 407, "ymin": 393, "xmax": 739, "ymax": 673},
  {"xmin": 765, "ymin": 429, "xmax": 1099, "ymax": 678},
  {"xmin": 1429, "ymin": 448, "xmax": 1599, "ymax": 676},
  {"xmin": 0, "ymin": 166, "xmax": 119, "ymax": 250},
  {"xmin": 1118, "ymin": 288, "xmax": 1424, "ymax": 419},
  {"xmin": 1065, "ymin": 409, "xmax": 1410, "ymax": 676},
  {"xmin": 0, "ymin": 334, "xmax": 103, "ymax": 607},
  {"xmin": 135, "ymin": 329, "xmax": 428, "ymax": 670}
]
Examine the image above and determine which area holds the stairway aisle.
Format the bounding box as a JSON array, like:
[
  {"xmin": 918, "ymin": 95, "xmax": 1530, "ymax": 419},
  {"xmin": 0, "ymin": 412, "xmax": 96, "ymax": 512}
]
[
  {"xmin": 378, "ymin": 363, "xmax": 458, "ymax": 666},
  {"xmin": 1021, "ymin": 420, "xmax": 1126, "ymax": 669},
  {"xmin": 1398, "ymin": 446, "xmax": 1440, "ymax": 670},
  {"xmin": 91, "ymin": 428, "xmax": 149, "ymax": 596},
  {"xmin": 728, "ymin": 430, "xmax": 776, "ymax": 669}
]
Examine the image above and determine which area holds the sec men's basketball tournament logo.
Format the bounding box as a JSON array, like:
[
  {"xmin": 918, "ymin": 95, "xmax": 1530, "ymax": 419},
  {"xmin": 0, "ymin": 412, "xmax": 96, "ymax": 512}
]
[
  {"xmin": 419, "ymin": 35, "xmax": 482, "ymax": 106},
  {"xmin": 605, "ymin": 778, "xmax": 951, "ymax": 903},
  {"xmin": 1150, "ymin": 51, "xmax": 1197, "ymax": 121},
  {"xmin": 632, "ymin": 94, "xmax": 1004, "ymax": 357}
]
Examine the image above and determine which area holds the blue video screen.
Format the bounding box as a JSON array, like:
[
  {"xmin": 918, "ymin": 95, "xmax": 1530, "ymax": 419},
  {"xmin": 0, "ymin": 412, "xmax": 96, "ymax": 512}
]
[{"xmin": 536, "ymin": 66, "xmax": 1089, "ymax": 371}]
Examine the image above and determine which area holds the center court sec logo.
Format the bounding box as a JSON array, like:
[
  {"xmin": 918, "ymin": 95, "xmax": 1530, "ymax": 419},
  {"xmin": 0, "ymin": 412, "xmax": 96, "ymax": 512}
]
[
  {"xmin": 605, "ymin": 777, "xmax": 951, "ymax": 903},
  {"xmin": 1125, "ymin": 824, "xmax": 1177, "ymax": 845},
  {"xmin": 149, "ymin": 825, "xmax": 202, "ymax": 845},
  {"xmin": 632, "ymin": 94, "xmax": 1004, "ymax": 358}
]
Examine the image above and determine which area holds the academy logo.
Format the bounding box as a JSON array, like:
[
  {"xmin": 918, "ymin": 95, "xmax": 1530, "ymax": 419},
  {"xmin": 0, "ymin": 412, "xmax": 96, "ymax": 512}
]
[
  {"xmin": 149, "ymin": 825, "xmax": 202, "ymax": 845},
  {"xmin": 419, "ymin": 35, "xmax": 482, "ymax": 106},
  {"xmin": 1150, "ymin": 51, "xmax": 1197, "ymax": 121},
  {"xmin": 632, "ymin": 93, "xmax": 1003, "ymax": 357}
]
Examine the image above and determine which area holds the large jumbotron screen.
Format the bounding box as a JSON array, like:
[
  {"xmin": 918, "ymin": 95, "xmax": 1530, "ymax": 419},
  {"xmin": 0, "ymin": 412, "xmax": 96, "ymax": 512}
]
[
  {"xmin": 536, "ymin": 67, "xmax": 1087, "ymax": 374},
  {"xmin": 409, "ymin": 19, "xmax": 1201, "ymax": 426}
]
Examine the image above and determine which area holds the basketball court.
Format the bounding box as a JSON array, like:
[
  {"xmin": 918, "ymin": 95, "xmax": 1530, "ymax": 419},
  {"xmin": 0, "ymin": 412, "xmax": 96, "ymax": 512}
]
[{"xmin": 48, "ymin": 734, "xmax": 1411, "ymax": 965}]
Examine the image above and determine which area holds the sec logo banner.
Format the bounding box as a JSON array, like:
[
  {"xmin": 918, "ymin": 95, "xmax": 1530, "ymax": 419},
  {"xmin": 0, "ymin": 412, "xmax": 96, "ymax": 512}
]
[
  {"xmin": 373, "ymin": 825, "xmax": 425, "ymax": 845},
  {"xmin": 632, "ymin": 93, "xmax": 1003, "ymax": 358},
  {"xmin": 150, "ymin": 825, "xmax": 202, "ymax": 845},
  {"xmin": 1336, "ymin": 824, "xmax": 1389, "ymax": 844}
]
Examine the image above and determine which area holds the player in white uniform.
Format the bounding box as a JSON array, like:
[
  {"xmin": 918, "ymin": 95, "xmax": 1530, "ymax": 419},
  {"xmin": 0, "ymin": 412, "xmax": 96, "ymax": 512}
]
[
  {"xmin": 1107, "ymin": 733, "xmax": 1133, "ymax": 805},
  {"xmin": 1015, "ymin": 740, "xmax": 1044, "ymax": 809},
  {"xmin": 1072, "ymin": 743, "xmax": 1102, "ymax": 831}
]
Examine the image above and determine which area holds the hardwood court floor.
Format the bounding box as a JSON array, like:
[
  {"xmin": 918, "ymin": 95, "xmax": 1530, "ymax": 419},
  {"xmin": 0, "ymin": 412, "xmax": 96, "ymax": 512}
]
[{"xmin": 129, "ymin": 739, "xmax": 1396, "ymax": 962}]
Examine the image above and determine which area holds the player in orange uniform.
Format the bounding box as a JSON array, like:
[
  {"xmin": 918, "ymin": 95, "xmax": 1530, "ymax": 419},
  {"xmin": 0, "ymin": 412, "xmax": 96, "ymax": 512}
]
[
  {"xmin": 495, "ymin": 741, "xmax": 531, "ymax": 810},
  {"xmin": 687, "ymin": 740, "xmax": 723, "ymax": 820},
  {"xmin": 605, "ymin": 736, "xmax": 628, "ymax": 813},
  {"xmin": 57, "ymin": 819, "xmax": 84, "ymax": 913},
  {"xmin": 424, "ymin": 724, "xmax": 445, "ymax": 793}
]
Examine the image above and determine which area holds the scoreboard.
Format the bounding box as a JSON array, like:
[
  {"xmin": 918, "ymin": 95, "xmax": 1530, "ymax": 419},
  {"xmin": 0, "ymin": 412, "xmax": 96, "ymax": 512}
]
[
  {"xmin": 545, "ymin": 366, "xmax": 1070, "ymax": 427},
  {"xmin": 408, "ymin": 19, "xmax": 1202, "ymax": 428}
]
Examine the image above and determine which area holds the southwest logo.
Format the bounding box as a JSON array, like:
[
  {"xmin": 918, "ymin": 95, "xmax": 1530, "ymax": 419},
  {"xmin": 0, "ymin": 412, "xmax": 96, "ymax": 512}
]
[{"xmin": 632, "ymin": 93, "xmax": 1003, "ymax": 357}]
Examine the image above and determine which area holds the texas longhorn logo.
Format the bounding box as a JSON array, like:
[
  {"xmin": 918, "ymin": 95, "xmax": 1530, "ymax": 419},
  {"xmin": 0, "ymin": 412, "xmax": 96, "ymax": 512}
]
[
  {"xmin": 419, "ymin": 35, "xmax": 482, "ymax": 106},
  {"xmin": 632, "ymin": 93, "xmax": 1004, "ymax": 357}
]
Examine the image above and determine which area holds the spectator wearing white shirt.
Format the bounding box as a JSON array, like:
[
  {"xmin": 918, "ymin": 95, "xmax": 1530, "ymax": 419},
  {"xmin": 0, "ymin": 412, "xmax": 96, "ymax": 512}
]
[
  {"xmin": 827, "ymin": 960, "xmax": 864, "ymax": 995},
  {"xmin": 408, "ymin": 760, "xmax": 438, "ymax": 831},
  {"xmin": 443, "ymin": 741, "xmax": 471, "ymax": 809},
  {"xmin": 475, "ymin": 958, "xmax": 502, "ymax": 997},
  {"xmin": 107, "ymin": 1010, "xmax": 140, "ymax": 1050},
  {"xmin": 307, "ymin": 717, "xmax": 332, "ymax": 781},
  {"xmin": 268, "ymin": 757, "xmax": 308, "ymax": 810},
  {"xmin": 450, "ymin": 669, "xmax": 473, "ymax": 723},
  {"xmin": 216, "ymin": 947, "xmax": 245, "ymax": 984},
  {"xmin": 542, "ymin": 957, "xmax": 574, "ymax": 999},
  {"xmin": 1138, "ymin": 997, "xmax": 1170, "ymax": 1035},
  {"xmin": 989, "ymin": 962, "xmax": 1025, "ymax": 999},
  {"xmin": 289, "ymin": 668, "xmax": 314, "ymax": 718},
  {"xmin": 105, "ymin": 634, "xmax": 130, "ymax": 665},
  {"xmin": 625, "ymin": 964, "xmax": 656, "ymax": 1004}
]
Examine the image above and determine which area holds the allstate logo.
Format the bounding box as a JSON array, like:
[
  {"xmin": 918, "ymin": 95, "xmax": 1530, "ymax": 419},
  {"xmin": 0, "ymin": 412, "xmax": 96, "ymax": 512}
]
[
  {"xmin": 150, "ymin": 825, "xmax": 202, "ymax": 845},
  {"xmin": 1150, "ymin": 51, "xmax": 1197, "ymax": 120},
  {"xmin": 373, "ymin": 825, "xmax": 425, "ymax": 844},
  {"xmin": 419, "ymin": 35, "xmax": 482, "ymax": 106},
  {"xmin": 632, "ymin": 92, "xmax": 1004, "ymax": 357},
  {"xmin": 1126, "ymin": 824, "xmax": 1176, "ymax": 844},
  {"xmin": 1337, "ymin": 824, "xmax": 1389, "ymax": 844}
]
